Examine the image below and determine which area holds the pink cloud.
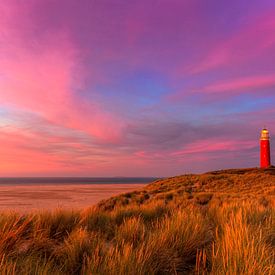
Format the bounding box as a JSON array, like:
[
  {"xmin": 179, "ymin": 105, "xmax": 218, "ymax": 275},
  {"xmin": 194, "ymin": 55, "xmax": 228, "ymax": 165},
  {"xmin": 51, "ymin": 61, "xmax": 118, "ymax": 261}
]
[
  {"xmin": 197, "ymin": 73, "xmax": 275, "ymax": 94},
  {"xmin": 0, "ymin": 129, "xmax": 63, "ymax": 175},
  {"xmin": 189, "ymin": 10, "xmax": 275, "ymax": 74},
  {"xmin": 0, "ymin": 1, "xmax": 126, "ymax": 143},
  {"xmin": 172, "ymin": 139, "xmax": 256, "ymax": 156},
  {"xmin": 168, "ymin": 72, "xmax": 275, "ymax": 102},
  {"xmin": 0, "ymin": 122, "xmax": 123, "ymax": 176},
  {"xmin": 0, "ymin": 123, "xmax": 161, "ymax": 176}
]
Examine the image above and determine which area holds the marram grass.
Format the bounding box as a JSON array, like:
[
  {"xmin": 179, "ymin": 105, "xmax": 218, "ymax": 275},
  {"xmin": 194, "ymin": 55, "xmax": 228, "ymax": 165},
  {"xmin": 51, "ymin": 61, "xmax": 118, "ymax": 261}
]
[{"xmin": 0, "ymin": 168, "xmax": 274, "ymax": 274}]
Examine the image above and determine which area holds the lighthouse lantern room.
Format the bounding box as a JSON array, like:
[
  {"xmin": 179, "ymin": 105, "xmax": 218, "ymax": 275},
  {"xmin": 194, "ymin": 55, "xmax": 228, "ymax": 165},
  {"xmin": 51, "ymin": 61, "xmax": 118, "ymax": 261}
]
[{"xmin": 260, "ymin": 128, "xmax": 271, "ymax": 168}]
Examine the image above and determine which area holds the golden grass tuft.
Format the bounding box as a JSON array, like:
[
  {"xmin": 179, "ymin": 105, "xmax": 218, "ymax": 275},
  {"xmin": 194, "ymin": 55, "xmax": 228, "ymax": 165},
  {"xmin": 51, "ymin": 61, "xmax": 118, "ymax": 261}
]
[{"xmin": 0, "ymin": 167, "xmax": 274, "ymax": 274}]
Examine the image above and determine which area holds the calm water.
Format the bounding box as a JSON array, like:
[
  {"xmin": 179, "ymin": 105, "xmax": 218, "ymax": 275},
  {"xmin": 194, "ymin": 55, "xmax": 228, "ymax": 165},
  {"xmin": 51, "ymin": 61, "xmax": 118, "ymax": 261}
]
[
  {"xmin": 0, "ymin": 178, "xmax": 157, "ymax": 212},
  {"xmin": 0, "ymin": 177, "xmax": 157, "ymax": 186}
]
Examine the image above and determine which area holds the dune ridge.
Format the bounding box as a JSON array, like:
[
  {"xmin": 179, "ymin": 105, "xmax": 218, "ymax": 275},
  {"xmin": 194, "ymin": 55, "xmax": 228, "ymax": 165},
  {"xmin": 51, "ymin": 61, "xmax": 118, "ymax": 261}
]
[{"xmin": 0, "ymin": 168, "xmax": 274, "ymax": 274}]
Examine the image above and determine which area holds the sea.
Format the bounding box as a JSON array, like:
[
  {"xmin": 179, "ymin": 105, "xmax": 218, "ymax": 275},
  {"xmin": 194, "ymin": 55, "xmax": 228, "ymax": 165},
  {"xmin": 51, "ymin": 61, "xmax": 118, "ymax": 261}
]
[
  {"xmin": 0, "ymin": 177, "xmax": 157, "ymax": 185},
  {"xmin": 0, "ymin": 178, "xmax": 157, "ymax": 212}
]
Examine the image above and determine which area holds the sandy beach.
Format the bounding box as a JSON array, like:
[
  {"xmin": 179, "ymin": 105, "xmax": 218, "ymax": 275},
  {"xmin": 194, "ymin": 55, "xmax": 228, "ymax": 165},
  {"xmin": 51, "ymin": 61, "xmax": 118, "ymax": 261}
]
[{"xmin": 0, "ymin": 184, "xmax": 145, "ymax": 213}]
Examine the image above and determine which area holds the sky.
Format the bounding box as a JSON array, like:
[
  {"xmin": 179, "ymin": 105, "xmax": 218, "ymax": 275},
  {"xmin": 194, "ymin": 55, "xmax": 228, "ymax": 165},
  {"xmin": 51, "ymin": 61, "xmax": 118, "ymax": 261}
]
[{"xmin": 0, "ymin": 0, "xmax": 275, "ymax": 177}]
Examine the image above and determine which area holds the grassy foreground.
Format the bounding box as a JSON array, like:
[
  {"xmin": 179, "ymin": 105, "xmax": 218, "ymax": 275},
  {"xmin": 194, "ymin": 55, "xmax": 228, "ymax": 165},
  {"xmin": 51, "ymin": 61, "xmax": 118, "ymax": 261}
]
[{"xmin": 0, "ymin": 168, "xmax": 274, "ymax": 274}]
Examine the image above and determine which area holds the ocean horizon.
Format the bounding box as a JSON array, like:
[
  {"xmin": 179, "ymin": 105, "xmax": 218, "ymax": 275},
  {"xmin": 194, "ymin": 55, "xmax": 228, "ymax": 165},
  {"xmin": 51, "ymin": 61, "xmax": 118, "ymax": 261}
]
[{"xmin": 0, "ymin": 177, "xmax": 158, "ymax": 186}]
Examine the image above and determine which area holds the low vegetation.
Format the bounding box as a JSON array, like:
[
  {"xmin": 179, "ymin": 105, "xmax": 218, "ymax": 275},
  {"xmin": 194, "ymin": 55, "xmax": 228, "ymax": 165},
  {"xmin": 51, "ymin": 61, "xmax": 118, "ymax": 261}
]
[{"xmin": 0, "ymin": 167, "xmax": 274, "ymax": 274}]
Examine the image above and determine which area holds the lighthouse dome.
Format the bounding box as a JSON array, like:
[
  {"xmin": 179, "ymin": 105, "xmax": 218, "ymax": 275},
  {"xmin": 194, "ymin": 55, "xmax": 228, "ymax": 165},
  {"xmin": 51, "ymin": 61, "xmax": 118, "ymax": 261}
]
[{"xmin": 261, "ymin": 128, "xmax": 270, "ymax": 140}]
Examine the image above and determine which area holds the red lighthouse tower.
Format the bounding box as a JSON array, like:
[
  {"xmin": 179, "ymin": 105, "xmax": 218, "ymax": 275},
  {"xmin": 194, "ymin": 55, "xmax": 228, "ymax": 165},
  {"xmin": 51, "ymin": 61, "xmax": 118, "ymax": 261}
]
[{"xmin": 260, "ymin": 128, "xmax": 271, "ymax": 168}]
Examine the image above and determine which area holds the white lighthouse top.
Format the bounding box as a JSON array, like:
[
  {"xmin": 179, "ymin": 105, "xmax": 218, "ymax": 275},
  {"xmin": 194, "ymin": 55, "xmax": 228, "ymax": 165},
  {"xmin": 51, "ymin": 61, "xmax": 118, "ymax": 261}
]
[{"xmin": 260, "ymin": 128, "xmax": 270, "ymax": 140}]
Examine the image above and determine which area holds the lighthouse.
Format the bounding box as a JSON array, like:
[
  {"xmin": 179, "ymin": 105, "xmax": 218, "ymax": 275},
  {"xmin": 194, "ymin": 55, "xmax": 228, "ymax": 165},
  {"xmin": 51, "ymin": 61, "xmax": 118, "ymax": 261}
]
[{"xmin": 260, "ymin": 128, "xmax": 271, "ymax": 168}]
